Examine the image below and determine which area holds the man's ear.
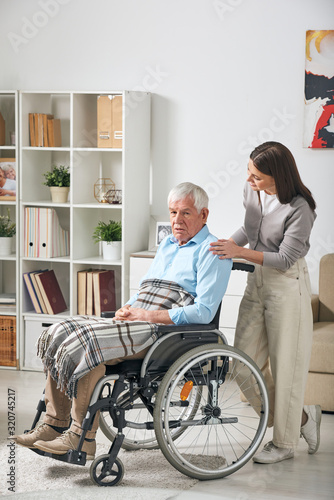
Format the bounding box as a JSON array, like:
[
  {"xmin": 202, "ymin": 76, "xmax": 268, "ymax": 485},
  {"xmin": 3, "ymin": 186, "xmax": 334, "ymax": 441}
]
[{"xmin": 201, "ymin": 208, "xmax": 209, "ymax": 223}]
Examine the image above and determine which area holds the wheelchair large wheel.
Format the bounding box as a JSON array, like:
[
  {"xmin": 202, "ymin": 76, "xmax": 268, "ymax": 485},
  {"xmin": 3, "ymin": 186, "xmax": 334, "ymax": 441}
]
[
  {"xmin": 153, "ymin": 344, "xmax": 269, "ymax": 480},
  {"xmin": 100, "ymin": 380, "xmax": 202, "ymax": 450}
]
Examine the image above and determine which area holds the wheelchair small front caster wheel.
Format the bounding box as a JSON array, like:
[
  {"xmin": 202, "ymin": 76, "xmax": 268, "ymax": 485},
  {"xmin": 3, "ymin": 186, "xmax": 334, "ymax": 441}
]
[{"xmin": 90, "ymin": 454, "xmax": 124, "ymax": 486}]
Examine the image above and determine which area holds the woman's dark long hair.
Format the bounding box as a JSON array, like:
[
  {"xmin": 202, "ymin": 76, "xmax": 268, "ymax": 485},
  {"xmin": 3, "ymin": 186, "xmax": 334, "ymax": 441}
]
[{"xmin": 250, "ymin": 141, "xmax": 316, "ymax": 211}]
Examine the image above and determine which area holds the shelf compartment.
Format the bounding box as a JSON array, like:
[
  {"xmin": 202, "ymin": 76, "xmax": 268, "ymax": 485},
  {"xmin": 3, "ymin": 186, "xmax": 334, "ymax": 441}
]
[
  {"xmin": 21, "ymin": 260, "xmax": 70, "ymax": 316},
  {"xmin": 20, "ymin": 92, "xmax": 71, "ymax": 148},
  {"xmin": 72, "ymin": 150, "xmax": 122, "ymax": 205},
  {"xmin": 73, "ymin": 262, "xmax": 122, "ymax": 314},
  {"xmin": 21, "ymin": 149, "xmax": 70, "ymax": 203},
  {"xmin": 72, "ymin": 206, "xmax": 122, "ymax": 261},
  {"xmin": 72, "ymin": 92, "xmax": 123, "ymax": 149},
  {"xmin": 0, "ymin": 93, "xmax": 16, "ymax": 148}
]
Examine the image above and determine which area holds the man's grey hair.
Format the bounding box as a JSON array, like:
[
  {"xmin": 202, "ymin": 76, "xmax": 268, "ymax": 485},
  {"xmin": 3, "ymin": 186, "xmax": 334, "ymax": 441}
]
[{"xmin": 168, "ymin": 182, "xmax": 209, "ymax": 213}]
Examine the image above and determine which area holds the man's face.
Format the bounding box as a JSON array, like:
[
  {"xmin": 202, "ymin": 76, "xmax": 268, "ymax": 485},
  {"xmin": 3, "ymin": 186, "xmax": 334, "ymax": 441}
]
[{"xmin": 169, "ymin": 195, "xmax": 209, "ymax": 245}]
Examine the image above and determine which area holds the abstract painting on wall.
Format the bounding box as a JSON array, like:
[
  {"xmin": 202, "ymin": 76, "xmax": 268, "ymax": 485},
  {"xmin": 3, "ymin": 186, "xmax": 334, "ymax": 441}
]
[{"xmin": 303, "ymin": 30, "xmax": 334, "ymax": 148}]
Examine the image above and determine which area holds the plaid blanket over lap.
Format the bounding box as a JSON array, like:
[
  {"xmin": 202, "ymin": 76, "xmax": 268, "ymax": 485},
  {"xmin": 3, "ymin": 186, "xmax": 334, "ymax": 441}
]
[{"xmin": 37, "ymin": 279, "xmax": 195, "ymax": 399}]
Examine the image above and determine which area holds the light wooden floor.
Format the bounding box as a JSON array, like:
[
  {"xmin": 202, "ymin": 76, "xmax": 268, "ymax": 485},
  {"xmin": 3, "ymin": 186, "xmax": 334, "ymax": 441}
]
[{"xmin": 1, "ymin": 369, "xmax": 333, "ymax": 499}]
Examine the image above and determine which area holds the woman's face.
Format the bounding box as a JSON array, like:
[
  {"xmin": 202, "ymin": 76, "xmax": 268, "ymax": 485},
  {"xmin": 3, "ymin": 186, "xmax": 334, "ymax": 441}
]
[
  {"xmin": 6, "ymin": 167, "xmax": 15, "ymax": 180},
  {"xmin": 247, "ymin": 159, "xmax": 276, "ymax": 194}
]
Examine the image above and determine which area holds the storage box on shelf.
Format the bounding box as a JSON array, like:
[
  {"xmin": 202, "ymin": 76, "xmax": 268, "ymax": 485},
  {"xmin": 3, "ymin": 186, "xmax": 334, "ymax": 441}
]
[
  {"xmin": 19, "ymin": 90, "xmax": 151, "ymax": 370},
  {"xmin": 0, "ymin": 315, "xmax": 17, "ymax": 367},
  {"xmin": 0, "ymin": 91, "xmax": 18, "ymax": 369}
]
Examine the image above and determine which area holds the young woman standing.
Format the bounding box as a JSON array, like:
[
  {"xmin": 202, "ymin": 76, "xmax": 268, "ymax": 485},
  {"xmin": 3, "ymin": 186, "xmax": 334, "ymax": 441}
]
[{"xmin": 210, "ymin": 141, "xmax": 321, "ymax": 464}]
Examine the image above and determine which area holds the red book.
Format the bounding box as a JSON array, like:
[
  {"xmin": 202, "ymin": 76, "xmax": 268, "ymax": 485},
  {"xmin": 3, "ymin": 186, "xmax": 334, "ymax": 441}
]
[
  {"xmin": 93, "ymin": 270, "xmax": 116, "ymax": 317},
  {"xmin": 34, "ymin": 270, "xmax": 67, "ymax": 315}
]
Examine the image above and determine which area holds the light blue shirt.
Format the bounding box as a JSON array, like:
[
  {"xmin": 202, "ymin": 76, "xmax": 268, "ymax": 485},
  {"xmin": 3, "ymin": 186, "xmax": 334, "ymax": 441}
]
[{"xmin": 127, "ymin": 225, "xmax": 232, "ymax": 325}]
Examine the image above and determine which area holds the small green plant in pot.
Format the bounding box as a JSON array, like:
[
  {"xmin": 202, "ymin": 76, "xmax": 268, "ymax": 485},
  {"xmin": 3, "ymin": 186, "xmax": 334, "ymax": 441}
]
[
  {"xmin": 0, "ymin": 208, "xmax": 16, "ymax": 256},
  {"xmin": 43, "ymin": 165, "xmax": 70, "ymax": 203},
  {"xmin": 93, "ymin": 220, "xmax": 122, "ymax": 260}
]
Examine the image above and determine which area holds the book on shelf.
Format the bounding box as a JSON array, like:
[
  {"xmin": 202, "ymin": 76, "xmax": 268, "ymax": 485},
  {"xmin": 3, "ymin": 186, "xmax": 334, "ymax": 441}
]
[
  {"xmin": 77, "ymin": 268, "xmax": 92, "ymax": 315},
  {"xmin": 0, "ymin": 293, "xmax": 16, "ymax": 305},
  {"xmin": 29, "ymin": 114, "xmax": 35, "ymax": 147},
  {"xmin": 93, "ymin": 270, "xmax": 116, "ymax": 317},
  {"xmin": 86, "ymin": 270, "xmax": 95, "ymax": 315},
  {"xmin": 77, "ymin": 269, "xmax": 116, "ymax": 316},
  {"xmin": 28, "ymin": 113, "xmax": 61, "ymax": 147},
  {"xmin": 30, "ymin": 270, "xmax": 49, "ymax": 313},
  {"xmin": 34, "ymin": 269, "xmax": 67, "ymax": 315},
  {"xmin": 24, "ymin": 207, "xmax": 70, "ymax": 258},
  {"xmin": 23, "ymin": 270, "xmax": 46, "ymax": 314}
]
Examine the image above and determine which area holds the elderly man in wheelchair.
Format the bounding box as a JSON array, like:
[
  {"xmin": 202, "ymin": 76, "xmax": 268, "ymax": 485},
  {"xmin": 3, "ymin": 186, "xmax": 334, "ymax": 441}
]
[{"xmin": 13, "ymin": 182, "xmax": 268, "ymax": 485}]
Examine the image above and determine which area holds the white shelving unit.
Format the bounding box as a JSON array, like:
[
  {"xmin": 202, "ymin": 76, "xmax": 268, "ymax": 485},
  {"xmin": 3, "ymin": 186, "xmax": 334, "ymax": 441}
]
[
  {"xmin": 19, "ymin": 91, "xmax": 151, "ymax": 370},
  {"xmin": 0, "ymin": 90, "xmax": 19, "ymax": 368}
]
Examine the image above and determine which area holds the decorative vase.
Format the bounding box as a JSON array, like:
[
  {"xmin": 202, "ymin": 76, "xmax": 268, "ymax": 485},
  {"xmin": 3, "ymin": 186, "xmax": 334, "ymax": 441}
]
[
  {"xmin": 102, "ymin": 241, "xmax": 122, "ymax": 261},
  {"xmin": 50, "ymin": 186, "xmax": 69, "ymax": 203},
  {"xmin": 0, "ymin": 237, "xmax": 13, "ymax": 256}
]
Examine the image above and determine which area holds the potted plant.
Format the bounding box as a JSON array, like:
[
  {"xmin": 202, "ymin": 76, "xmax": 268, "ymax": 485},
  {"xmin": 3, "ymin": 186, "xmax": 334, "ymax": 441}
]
[
  {"xmin": 93, "ymin": 220, "xmax": 122, "ymax": 260},
  {"xmin": 43, "ymin": 165, "xmax": 70, "ymax": 203},
  {"xmin": 0, "ymin": 208, "xmax": 16, "ymax": 256}
]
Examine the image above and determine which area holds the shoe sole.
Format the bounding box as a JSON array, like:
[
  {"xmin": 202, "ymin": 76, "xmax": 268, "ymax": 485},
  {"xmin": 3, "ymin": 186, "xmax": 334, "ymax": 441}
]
[
  {"xmin": 13, "ymin": 441, "xmax": 38, "ymax": 449},
  {"xmin": 308, "ymin": 404, "xmax": 322, "ymax": 455},
  {"xmin": 253, "ymin": 452, "xmax": 294, "ymax": 464},
  {"xmin": 34, "ymin": 443, "xmax": 95, "ymax": 460}
]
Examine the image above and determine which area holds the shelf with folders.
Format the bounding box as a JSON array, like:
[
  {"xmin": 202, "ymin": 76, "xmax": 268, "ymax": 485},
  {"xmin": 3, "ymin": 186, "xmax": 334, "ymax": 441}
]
[
  {"xmin": 72, "ymin": 92, "xmax": 123, "ymax": 149},
  {"xmin": 22, "ymin": 205, "xmax": 70, "ymax": 258}
]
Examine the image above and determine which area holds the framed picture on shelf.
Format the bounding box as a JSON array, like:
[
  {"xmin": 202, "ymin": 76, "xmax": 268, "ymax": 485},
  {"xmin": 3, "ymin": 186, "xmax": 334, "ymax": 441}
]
[
  {"xmin": 0, "ymin": 158, "xmax": 16, "ymax": 201},
  {"xmin": 149, "ymin": 215, "xmax": 172, "ymax": 251}
]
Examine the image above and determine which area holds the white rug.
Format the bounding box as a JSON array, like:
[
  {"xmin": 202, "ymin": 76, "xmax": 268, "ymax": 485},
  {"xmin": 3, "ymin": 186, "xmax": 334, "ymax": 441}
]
[{"xmin": 0, "ymin": 440, "xmax": 197, "ymax": 498}]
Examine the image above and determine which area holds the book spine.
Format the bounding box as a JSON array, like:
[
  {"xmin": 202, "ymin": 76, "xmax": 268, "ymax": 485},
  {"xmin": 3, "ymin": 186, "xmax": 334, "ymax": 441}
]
[
  {"xmin": 34, "ymin": 273, "xmax": 54, "ymax": 315},
  {"xmin": 23, "ymin": 272, "xmax": 42, "ymax": 314},
  {"xmin": 30, "ymin": 272, "xmax": 48, "ymax": 314}
]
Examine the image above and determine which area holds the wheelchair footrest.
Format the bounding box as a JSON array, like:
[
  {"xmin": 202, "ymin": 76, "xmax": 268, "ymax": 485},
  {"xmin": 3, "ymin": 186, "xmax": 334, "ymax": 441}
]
[{"xmin": 30, "ymin": 447, "xmax": 87, "ymax": 466}]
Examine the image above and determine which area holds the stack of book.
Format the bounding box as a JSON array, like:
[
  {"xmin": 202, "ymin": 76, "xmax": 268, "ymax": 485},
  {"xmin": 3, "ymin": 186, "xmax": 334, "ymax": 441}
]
[
  {"xmin": 23, "ymin": 269, "xmax": 67, "ymax": 315},
  {"xmin": 24, "ymin": 207, "xmax": 70, "ymax": 258},
  {"xmin": 0, "ymin": 293, "xmax": 16, "ymax": 309},
  {"xmin": 29, "ymin": 113, "xmax": 62, "ymax": 147},
  {"xmin": 77, "ymin": 269, "xmax": 116, "ymax": 317}
]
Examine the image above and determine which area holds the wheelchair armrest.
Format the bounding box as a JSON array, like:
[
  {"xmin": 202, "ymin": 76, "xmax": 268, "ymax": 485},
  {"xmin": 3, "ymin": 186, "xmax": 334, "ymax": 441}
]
[
  {"xmin": 232, "ymin": 261, "xmax": 254, "ymax": 273},
  {"xmin": 101, "ymin": 311, "xmax": 116, "ymax": 318},
  {"xmin": 156, "ymin": 322, "xmax": 217, "ymax": 334}
]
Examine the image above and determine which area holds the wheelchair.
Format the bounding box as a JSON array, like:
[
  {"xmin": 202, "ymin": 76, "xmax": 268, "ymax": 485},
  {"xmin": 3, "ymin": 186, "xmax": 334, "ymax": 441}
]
[{"xmin": 28, "ymin": 262, "xmax": 269, "ymax": 486}]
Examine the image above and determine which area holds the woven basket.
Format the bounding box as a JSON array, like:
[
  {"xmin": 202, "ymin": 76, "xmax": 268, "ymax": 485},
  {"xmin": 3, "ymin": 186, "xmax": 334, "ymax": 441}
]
[{"xmin": 0, "ymin": 316, "xmax": 17, "ymax": 367}]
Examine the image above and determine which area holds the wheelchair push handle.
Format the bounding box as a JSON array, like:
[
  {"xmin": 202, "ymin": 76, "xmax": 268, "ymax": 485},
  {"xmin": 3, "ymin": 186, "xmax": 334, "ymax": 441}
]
[{"xmin": 232, "ymin": 261, "xmax": 254, "ymax": 273}]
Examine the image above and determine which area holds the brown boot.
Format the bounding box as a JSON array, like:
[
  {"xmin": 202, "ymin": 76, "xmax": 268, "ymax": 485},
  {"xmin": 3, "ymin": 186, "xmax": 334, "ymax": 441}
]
[
  {"xmin": 12, "ymin": 423, "xmax": 62, "ymax": 449},
  {"xmin": 34, "ymin": 430, "xmax": 96, "ymax": 460}
]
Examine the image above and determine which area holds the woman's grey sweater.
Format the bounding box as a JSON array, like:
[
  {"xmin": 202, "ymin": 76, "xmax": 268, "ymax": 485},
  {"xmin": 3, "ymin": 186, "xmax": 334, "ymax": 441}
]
[{"xmin": 230, "ymin": 182, "xmax": 316, "ymax": 271}]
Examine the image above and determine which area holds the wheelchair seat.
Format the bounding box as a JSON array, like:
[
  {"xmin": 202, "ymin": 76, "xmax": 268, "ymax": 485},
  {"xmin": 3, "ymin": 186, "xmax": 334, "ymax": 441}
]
[{"xmin": 105, "ymin": 302, "xmax": 223, "ymax": 378}]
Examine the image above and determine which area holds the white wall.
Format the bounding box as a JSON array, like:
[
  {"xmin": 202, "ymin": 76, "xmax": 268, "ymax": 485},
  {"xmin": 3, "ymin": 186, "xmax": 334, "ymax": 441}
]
[{"xmin": 0, "ymin": 0, "xmax": 333, "ymax": 292}]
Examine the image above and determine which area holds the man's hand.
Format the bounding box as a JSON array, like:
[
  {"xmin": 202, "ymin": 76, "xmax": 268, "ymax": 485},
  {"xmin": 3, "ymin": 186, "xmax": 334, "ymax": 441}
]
[
  {"xmin": 114, "ymin": 305, "xmax": 174, "ymax": 325},
  {"xmin": 115, "ymin": 305, "xmax": 148, "ymax": 322}
]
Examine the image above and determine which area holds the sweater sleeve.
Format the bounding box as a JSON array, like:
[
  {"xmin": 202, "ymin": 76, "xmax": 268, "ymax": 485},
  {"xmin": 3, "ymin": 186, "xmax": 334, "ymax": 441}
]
[
  {"xmin": 230, "ymin": 227, "xmax": 248, "ymax": 246},
  {"xmin": 230, "ymin": 183, "xmax": 249, "ymax": 246},
  {"xmin": 263, "ymin": 202, "xmax": 316, "ymax": 271}
]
